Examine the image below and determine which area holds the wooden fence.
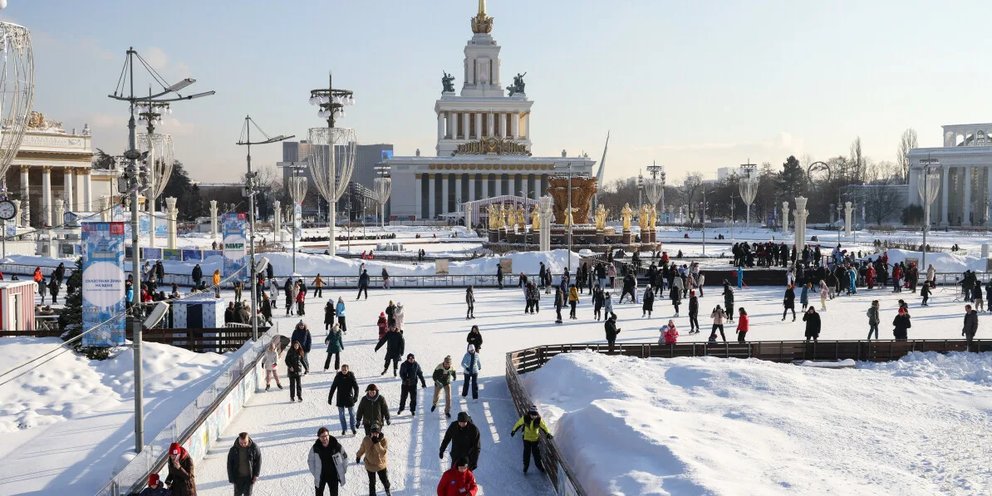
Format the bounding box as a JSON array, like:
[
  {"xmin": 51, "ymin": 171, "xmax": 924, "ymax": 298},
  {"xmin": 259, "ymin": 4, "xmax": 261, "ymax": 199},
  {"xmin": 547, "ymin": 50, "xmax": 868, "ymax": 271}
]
[
  {"xmin": 3, "ymin": 327, "xmax": 262, "ymax": 354},
  {"xmin": 504, "ymin": 338, "xmax": 988, "ymax": 495}
]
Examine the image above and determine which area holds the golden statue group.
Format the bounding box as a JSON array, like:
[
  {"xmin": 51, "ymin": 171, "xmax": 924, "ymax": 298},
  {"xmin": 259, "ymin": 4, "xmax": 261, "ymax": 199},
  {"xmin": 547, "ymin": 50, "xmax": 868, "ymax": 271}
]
[{"xmin": 486, "ymin": 203, "xmax": 532, "ymax": 231}]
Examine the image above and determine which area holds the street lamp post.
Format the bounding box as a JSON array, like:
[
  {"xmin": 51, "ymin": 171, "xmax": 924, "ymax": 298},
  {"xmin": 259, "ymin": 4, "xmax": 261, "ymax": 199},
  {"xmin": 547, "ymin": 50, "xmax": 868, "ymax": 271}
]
[
  {"xmin": 287, "ymin": 168, "xmax": 308, "ymax": 273},
  {"xmin": 308, "ymin": 73, "xmax": 357, "ymax": 257},
  {"xmin": 701, "ymin": 189, "xmax": 707, "ymax": 256},
  {"xmin": 568, "ymin": 162, "xmax": 573, "ymax": 272},
  {"xmin": 108, "ymin": 46, "xmax": 213, "ymax": 454},
  {"xmin": 730, "ymin": 193, "xmax": 736, "ymax": 243},
  {"xmin": 919, "ymin": 156, "xmax": 941, "ymax": 271},
  {"xmin": 236, "ymin": 115, "xmax": 292, "ymax": 342},
  {"xmin": 739, "ymin": 160, "xmax": 758, "ymax": 229},
  {"xmin": 136, "ymin": 100, "xmax": 174, "ymax": 248}
]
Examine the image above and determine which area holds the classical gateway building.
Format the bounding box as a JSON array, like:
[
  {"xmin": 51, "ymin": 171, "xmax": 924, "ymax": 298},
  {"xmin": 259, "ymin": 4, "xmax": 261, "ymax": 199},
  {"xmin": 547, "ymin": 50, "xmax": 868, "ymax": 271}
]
[
  {"xmin": 908, "ymin": 123, "xmax": 992, "ymax": 227},
  {"xmin": 385, "ymin": 1, "xmax": 594, "ymax": 222},
  {"xmin": 1, "ymin": 112, "xmax": 109, "ymax": 229}
]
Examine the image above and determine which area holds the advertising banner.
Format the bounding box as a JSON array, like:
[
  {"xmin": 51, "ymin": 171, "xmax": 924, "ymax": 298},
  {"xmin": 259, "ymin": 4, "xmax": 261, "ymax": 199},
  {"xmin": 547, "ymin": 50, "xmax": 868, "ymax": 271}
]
[
  {"xmin": 181, "ymin": 249, "xmax": 201, "ymax": 262},
  {"xmin": 81, "ymin": 222, "xmax": 127, "ymax": 347},
  {"xmin": 222, "ymin": 213, "xmax": 247, "ymax": 280}
]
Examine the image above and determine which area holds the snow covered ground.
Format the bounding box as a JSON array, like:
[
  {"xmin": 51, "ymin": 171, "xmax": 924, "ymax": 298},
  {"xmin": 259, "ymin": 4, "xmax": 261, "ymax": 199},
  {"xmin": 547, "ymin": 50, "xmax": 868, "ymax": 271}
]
[
  {"xmin": 0, "ymin": 338, "xmax": 229, "ymax": 495},
  {"xmin": 526, "ymin": 351, "xmax": 992, "ymax": 495}
]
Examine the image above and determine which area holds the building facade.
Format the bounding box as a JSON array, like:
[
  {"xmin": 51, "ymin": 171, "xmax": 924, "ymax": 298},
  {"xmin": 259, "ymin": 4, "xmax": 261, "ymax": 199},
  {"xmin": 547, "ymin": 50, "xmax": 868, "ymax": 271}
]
[
  {"xmin": 1, "ymin": 112, "xmax": 97, "ymax": 228},
  {"xmin": 908, "ymin": 123, "xmax": 992, "ymax": 226},
  {"xmin": 385, "ymin": 2, "xmax": 594, "ymax": 221}
]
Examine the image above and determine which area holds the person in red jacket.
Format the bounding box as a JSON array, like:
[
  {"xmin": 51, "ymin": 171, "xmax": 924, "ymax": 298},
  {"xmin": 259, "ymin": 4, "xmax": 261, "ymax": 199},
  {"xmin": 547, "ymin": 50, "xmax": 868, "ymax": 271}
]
[
  {"xmin": 736, "ymin": 307, "xmax": 749, "ymax": 343},
  {"xmin": 437, "ymin": 457, "xmax": 478, "ymax": 496}
]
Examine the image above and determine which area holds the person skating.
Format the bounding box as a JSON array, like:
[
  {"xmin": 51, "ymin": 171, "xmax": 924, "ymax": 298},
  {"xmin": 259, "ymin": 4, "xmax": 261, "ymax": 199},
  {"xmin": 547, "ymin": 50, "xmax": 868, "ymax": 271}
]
[
  {"xmin": 397, "ymin": 354, "xmax": 427, "ymax": 415},
  {"xmin": 357, "ymin": 269, "xmax": 370, "ymax": 300},
  {"xmin": 603, "ymin": 291, "xmax": 615, "ymax": 319},
  {"xmin": 376, "ymin": 312, "xmax": 389, "ymax": 340},
  {"xmin": 604, "ymin": 313, "xmax": 620, "ymax": 352},
  {"xmin": 687, "ymin": 290, "xmax": 700, "ymax": 334},
  {"xmin": 722, "ymin": 282, "xmax": 735, "ymax": 322},
  {"xmin": 48, "ymin": 277, "xmax": 59, "ymax": 304},
  {"xmin": 394, "ymin": 302, "xmax": 405, "ymax": 332},
  {"xmin": 226, "ymin": 432, "xmax": 261, "ymax": 496},
  {"xmin": 593, "ymin": 285, "xmax": 605, "ymax": 320},
  {"xmin": 327, "ymin": 364, "xmax": 359, "ymax": 436},
  {"xmin": 553, "ymin": 287, "xmax": 564, "ymax": 324},
  {"xmin": 437, "ymin": 457, "xmax": 478, "ymax": 496},
  {"xmin": 800, "ymin": 282, "xmax": 810, "ymax": 310},
  {"xmin": 374, "ymin": 326, "xmax": 405, "ymax": 377},
  {"xmin": 963, "ymin": 304, "xmax": 979, "ymax": 348},
  {"xmin": 803, "ymin": 306, "xmax": 821, "ymax": 342},
  {"xmin": 324, "ymin": 323, "xmax": 344, "ymax": 371},
  {"xmin": 866, "ymin": 300, "xmax": 880, "ymax": 340},
  {"xmin": 356, "ymin": 384, "xmax": 391, "ymax": 436},
  {"xmin": 461, "ymin": 344, "xmax": 481, "ymax": 400},
  {"xmin": 440, "ymin": 412, "xmax": 481, "ymax": 470},
  {"xmin": 567, "ymin": 284, "xmax": 579, "ymax": 319},
  {"xmin": 782, "ymin": 284, "xmax": 796, "ymax": 321},
  {"xmin": 284, "ymin": 278, "xmax": 294, "ymax": 315},
  {"xmin": 709, "ymin": 304, "xmax": 727, "ymax": 343},
  {"xmin": 669, "ymin": 284, "xmax": 681, "ymax": 317},
  {"xmin": 165, "ymin": 442, "xmax": 196, "ymax": 496},
  {"xmin": 291, "ymin": 321, "xmax": 313, "ymax": 374},
  {"xmin": 431, "ymin": 356, "xmax": 457, "ymax": 418},
  {"xmin": 385, "ymin": 300, "xmax": 396, "ymax": 329},
  {"xmin": 893, "ymin": 306, "xmax": 911, "ymax": 341},
  {"xmin": 818, "ymin": 279, "xmax": 829, "ymax": 311},
  {"xmin": 296, "ymin": 282, "xmax": 307, "ymax": 316},
  {"xmin": 285, "ymin": 341, "xmax": 306, "ymax": 402},
  {"xmin": 262, "ymin": 336, "xmax": 283, "ymax": 391},
  {"xmin": 660, "ymin": 319, "xmax": 679, "ymax": 345},
  {"xmin": 324, "ymin": 299, "xmax": 336, "ymax": 331},
  {"xmin": 510, "ymin": 405, "xmax": 554, "ymax": 474},
  {"xmin": 496, "ymin": 264, "xmax": 504, "ymax": 289},
  {"xmin": 308, "ymin": 427, "xmax": 348, "ymax": 496},
  {"xmin": 465, "ymin": 286, "xmax": 475, "ymax": 319},
  {"xmin": 736, "ymin": 307, "xmax": 749, "ymax": 343},
  {"xmin": 381, "ymin": 267, "xmax": 391, "ymax": 290},
  {"xmin": 356, "ymin": 425, "xmax": 391, "ymax": 496},
  {"xmin": 191, "ymin": 263, "xmax": 203, "ymax": 288},
  {"xmin": 466, "ymin": 325, "xmax": 483, "ymax": 352},
  {"xmin": 313, "ymin": 274, "xmax": 324, "ymax": 299},
  {"xmin": 619, "ymin": 272, "xmax": 637, "ymax": 304},
  {"xmin": 336, "ymin": 297, "xmax": 348, "ymax": 333},
  {"xmin": 642, "ymin": 285, "xmax": 654, "ymax": 318}
]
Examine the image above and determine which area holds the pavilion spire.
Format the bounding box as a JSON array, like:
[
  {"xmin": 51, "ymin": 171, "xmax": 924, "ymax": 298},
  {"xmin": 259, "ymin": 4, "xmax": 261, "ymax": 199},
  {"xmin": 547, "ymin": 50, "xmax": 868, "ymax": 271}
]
[{"xmin": 471, "ymin": 0, "xmax": 493, "ymax": 34}]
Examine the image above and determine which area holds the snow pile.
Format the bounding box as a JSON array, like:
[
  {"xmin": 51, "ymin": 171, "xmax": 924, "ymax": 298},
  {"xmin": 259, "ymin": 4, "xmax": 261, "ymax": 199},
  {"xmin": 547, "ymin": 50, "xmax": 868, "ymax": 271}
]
[
  {"xmin": 0, "ymin": 337, "xmax": 226, "ymax": 433},
  {"xmin": 880, "ymin": 248, "xmax": 987, "ymax": 273},
  {"xmin": 525, "ymin": 351, "xmax": 992, "ymax": 495}
]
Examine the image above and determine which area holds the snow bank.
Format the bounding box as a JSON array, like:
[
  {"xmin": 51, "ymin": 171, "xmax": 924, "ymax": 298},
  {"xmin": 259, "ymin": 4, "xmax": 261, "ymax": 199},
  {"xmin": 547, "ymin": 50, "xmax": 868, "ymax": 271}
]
[
  {"xmin": 0, "ymin": 337, "xmax": 226, "ymax": 433},
  {"xmin": 525, "ymin": 351, "xmax": 992, "ymax": 495},
  {"xmin": 879, "ymin": 248, "xmax": 987, "ymax": 273}
]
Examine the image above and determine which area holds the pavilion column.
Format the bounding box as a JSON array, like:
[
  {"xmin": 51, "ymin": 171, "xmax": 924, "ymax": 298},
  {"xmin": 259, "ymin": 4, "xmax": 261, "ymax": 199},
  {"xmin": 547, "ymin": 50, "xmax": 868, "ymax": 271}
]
[
  {"xmin": 428, "ymin": 173, "xmax": 436, "ymax": 219},
  {"xmin": 462, "ymin": 112, "xmax": 470, "ymax": 140},
  {"xmin": 415, "ymin": 174, "xmax": 423, "ymax": 220},
  {"xmin": 986, "ymin": 167, "xmax": 992, "ymax": 227},
  {"xmin": 441, "ymin": 174, "xmax": 450, "ymax": 214},
  {"xmin": 41, "ymin": 166, "xmax": 52, "ymax": 227},
  {"xmin": 940, "ymin": 166, "xmax": 950, "ymax": 226},
  {"xmin": 482, "ymin": 175, "xmax": 489, "ymax": 198},
  {"xmin": 495, "ymin": 173, "xmax": 502, "ymax": 196},
  {"xmin": 487, "ymin": 113, "xmax": 495, "ymax": 138},
  {"xmin": 74, "ymin": 169, "xmax": 84, "ymax": 211},
  {"xmin": 510, "ymin": 113, "xmax": 519, "ymax": 139},
  {"xmin": 83, "ymin": 170, "xmax": 92, "ymax": 211},
  {"xmin": 474, "ymin": 113, "xmax": 482, "ymax": 139},
  {"xmin": 963, "ymin": 165, "xmax": 973, "ymax": 226},
  {"xmin": 19, "ymin": 165, "xmax": 29, "ymax": 227},
  {"xmin": 437, "ymin": 113, "xmax": 444, "ymax": 142},
  {"xmin": 499, "ymin": 113, "xmax": 507, "ymax": 138},
  {"xmin": 455, "ymin": 173, "xmax": 463, "ymax": 206},
  {"xmin": 64, "ymin": 169, "xmax": 74, "ymax": 213},
  {"xmin": 468, "ymin": 175, "xmax": 476, "ymax": 202}
]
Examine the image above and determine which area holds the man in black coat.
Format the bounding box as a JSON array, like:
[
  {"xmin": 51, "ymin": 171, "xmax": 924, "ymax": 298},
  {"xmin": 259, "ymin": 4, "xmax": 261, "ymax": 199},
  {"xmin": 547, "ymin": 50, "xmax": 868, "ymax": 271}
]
[
  {"xmin": 440, "ymin": 411, "xmax": 481, "ymax": 470},
  {"xmin": 191, "ymin": 264, "xmax": 203, "ymax": 288},
  {"xmin": 397, "ymin": 353, "xmax": 427, "ymax": 415},
  {"xmin": 604, "ymin": 314, "xmax": 620, "ymax": 353},
  {"xmin": 328, "ymin": 364, "xmax": 360, "ymax": 435},
  {"xmin": 226, "ymin": 432, "xmax": 261, "ymax": 496},
  {"xmin": 963, "ymin": 304, "xmax": 979, "ymax": 348},
  {"xmin": 357, "ymin": 269, "xmax": 369, "ymax": 300},
  {"xmin": 291, "ymin": 321, "xmax": 312, "ymax": 374},
  {"xmin": 374, "ymin": 327, "xmax": 405, "ymax": 377}
]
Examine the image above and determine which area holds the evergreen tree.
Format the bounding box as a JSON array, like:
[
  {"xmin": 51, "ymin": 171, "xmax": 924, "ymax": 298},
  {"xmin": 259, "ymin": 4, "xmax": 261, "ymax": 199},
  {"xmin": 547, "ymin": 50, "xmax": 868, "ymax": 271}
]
[
  {"xmin": 162, "ymin": 160, "xmax": 205, "ymax": 221},
  {"xmin": 777, "ymin": 155, "xmax": 807, "ymax": 201}
]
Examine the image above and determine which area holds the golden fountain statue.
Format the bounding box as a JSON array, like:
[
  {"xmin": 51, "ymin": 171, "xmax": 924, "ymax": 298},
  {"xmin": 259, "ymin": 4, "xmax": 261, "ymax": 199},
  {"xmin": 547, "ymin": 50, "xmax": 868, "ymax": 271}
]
[
  {"xmin": 621, "ymin": 203, "xmax": 632, "ymax": 231},
  {"xmin": 594, "ymin": 204, "xmax": 608, "ymax": 231}
]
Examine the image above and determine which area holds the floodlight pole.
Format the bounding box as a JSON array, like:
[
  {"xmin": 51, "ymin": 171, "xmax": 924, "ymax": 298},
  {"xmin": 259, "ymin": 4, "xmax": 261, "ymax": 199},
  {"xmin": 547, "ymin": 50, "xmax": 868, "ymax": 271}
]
[{"xmin": 109, "ymin": 47, "xmax": 213, "ymax": 454}]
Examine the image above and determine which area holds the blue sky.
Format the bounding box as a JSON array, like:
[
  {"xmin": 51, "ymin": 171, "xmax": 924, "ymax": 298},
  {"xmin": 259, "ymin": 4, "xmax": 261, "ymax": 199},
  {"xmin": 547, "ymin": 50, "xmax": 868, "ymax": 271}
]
[{"xmin": 7, "ymin": 0, "xmax": 992, "ymax": 184}]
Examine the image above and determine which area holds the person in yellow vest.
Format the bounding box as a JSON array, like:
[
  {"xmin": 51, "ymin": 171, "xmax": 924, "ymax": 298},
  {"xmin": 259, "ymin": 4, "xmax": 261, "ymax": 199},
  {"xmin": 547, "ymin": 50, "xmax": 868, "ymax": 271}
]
[
  {"xmin": 212, "ymin": 269, "xmax": 222, "ymax": 298},
  {"xmin": 510, "ymin": 404, "xmax": 553, "ymax": 474}
]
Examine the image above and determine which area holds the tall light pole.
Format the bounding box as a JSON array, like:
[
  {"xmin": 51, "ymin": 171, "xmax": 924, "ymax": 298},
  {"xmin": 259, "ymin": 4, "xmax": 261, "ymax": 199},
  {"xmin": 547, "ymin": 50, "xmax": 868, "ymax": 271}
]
[
  {"xmin": 729, "ymin": 192, "xmax": 736, "ymax": 243},
  {"xmin": 701, "ymin": 189, "xmax": 707, "ymax": 256},
  {"xmin": 236, "ymin": 116, "xmax": 292, "ymax": 341},
  {"xmin": 137, "ymin": 100, "xmax": 174, "ymax": 248},
  {"xmin": 108, "ymin": 46, "xmax": 213, "ymax": 454},
  {"xmin": 287, "ymin": 168, "xmax": 308, "ymax": 274},
  {"xmin": 308, "ymin": 73, "xmax": 356, "ymax": 256},
  {"xmin": 567, "ymin": 162, "xmax": 573, "ymax": 272},
  {"xmin": 919, "ymin": 156, "xmax": 941, "ymax": 271}
]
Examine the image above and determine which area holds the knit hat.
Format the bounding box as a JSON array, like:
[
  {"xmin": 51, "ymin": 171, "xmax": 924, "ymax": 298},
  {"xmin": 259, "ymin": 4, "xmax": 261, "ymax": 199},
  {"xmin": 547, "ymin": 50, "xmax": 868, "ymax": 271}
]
[
  {"xmin": 467, "ymin": 344, "xmax": 476, "ymax": 353},
  {"xmin": 407, "ymin": 353, "xmax": 415, "ymax": 359},
  {"xmin": 457, "ymin": 412, "xmax": 469, "ymax": 422},
  {"xmin": 443, "ymin": 355, "xmax": 452, "ymax": 363},
  {"xmin": 366, "ymin": 384, "xmax": 378, "ymax": 392},
  {"xmin": 169, "ymin": 442, "xmax": 181, "ymax": 456},
  {"xmin": 456, "ymin": 457, "xmax": 470, "ymax": 467},
  {"xmin": 380, "ymin": 311, "xmax": 385, "ymax": 317},
  {"xmin": 148, "ymin": 474, "xmax": 160, "ymax": 487},
  {"xmin": 527, "ymin": 404, "xmax": 538, "ymax": 415}
]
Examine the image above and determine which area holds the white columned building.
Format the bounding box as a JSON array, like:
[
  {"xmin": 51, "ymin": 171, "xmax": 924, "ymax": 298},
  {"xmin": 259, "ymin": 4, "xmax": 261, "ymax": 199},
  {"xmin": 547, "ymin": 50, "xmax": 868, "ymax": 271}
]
[
  {"xmin": 908, "ymin": 123, "xmax": 992, "ymax": 227},
  {"xmin": 385, "ymin": 1, "xmax": 594, "ymax": 222}
]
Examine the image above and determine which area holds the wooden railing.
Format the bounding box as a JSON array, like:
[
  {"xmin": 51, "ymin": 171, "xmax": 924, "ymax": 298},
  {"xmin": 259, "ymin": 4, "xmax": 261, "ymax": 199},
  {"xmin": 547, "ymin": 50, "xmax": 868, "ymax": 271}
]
[
  {"xmin": 124, "ymin": 327, "xmax": 263, "ymax": 353},
  {"xmin": 504, "ymin": 338, "xmax": 988, "ymax": 495}
]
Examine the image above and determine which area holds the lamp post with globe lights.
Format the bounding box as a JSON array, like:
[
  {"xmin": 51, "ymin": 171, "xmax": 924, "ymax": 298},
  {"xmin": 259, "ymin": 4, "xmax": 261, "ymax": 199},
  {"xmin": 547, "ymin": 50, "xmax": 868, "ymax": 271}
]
[
  {"xmin": 308, "ymin": 73, "xmax": 356, "ymax": 256},
  {"xmin": 918, "ymin": 156, "xmax": 941, "ymax": 271}
]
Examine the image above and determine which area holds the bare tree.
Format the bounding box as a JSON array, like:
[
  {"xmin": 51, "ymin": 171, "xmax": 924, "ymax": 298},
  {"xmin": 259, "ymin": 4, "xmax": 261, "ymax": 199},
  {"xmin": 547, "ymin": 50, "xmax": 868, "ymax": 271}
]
[
  {"xmin": 897, "ymin": 128, "xmax": 918, "ymax": 183},
  {"xmin": 678, "ymin": 173, "xmax": 702, "ymax": 224}
]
